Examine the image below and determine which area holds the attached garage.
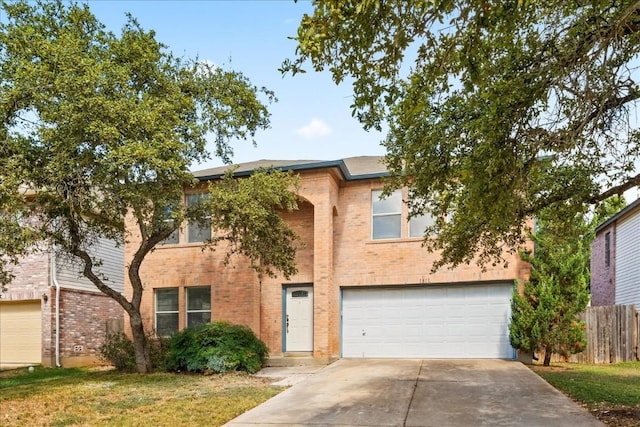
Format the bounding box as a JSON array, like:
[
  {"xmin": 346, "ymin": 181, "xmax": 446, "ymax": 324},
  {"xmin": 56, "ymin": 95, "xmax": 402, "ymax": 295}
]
[
  {"xmin": 0, "ymin": 300, "xmax": 42, "ymax": 366},
  {"xmin": 342, "ymin": 283, "xmax": 514, "ymax": 359}
]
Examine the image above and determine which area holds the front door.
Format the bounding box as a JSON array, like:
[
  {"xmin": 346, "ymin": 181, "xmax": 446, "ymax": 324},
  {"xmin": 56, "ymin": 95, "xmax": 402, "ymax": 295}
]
[{"xmin": 284, "ymin": 286, "xmax": 314, "ymax": 352}]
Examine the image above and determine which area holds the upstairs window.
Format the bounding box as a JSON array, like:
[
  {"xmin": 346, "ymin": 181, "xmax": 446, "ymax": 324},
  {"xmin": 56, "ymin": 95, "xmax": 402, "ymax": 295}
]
[
  {"xmin": 372, "ymin": 189, "xmax": 402, "ymax": 239},
  {"xmin": 186, "ymin": 193, "xmax": 211, "ymax": 243},
  {"xmin": 409, "ymin": 212, "xmax": 436, "ymax": 238},
  {"xmin": 160, "ymin": 207, "xmax": 179, "ymax": 245}
]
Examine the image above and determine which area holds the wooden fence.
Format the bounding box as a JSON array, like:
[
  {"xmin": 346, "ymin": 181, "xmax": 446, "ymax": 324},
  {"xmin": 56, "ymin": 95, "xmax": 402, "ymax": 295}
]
[
  {"xmin": 105, "ymin": 318, "xmax": 124, "ymax": 336},
  {"xmin": 555, "ymin": 304, "xmax": 639, "ymax": 364}
]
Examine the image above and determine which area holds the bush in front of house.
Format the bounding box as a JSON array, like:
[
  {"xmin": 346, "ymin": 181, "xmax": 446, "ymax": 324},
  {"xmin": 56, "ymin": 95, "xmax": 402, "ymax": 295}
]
[
  {"xmin": 99, "ymin": 332, "xmax": 136, "ymax": 372},
  {"xmin": 166, "ymin": 321, "xmax": 268, "ymax": 374},
  {"xmin": 99, "ymin": 332, "xmax": 169, "ymax": 372}
]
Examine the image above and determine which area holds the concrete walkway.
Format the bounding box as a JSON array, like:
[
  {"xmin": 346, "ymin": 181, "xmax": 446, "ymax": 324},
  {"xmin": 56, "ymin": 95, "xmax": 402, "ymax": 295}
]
[{"xmin": 226, "ymin": 359, "xmax": 603, "ymax": 427}]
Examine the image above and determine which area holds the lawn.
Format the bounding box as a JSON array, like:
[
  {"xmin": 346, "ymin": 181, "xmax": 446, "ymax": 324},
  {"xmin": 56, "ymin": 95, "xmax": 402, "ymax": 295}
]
[
  {"xmin": 0, "ymin": 366, "xmax": 282, "ymax": 427},
  {"xmin": 531, "ymin": 361, "xmax": 640, "ymax": 427}
]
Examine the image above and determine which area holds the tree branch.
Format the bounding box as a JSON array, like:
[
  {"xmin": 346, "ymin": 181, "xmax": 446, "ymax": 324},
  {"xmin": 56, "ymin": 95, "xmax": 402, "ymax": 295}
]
[{"xmin": 591, "ymin": 173, "xmax": 640, "ymax": 203}]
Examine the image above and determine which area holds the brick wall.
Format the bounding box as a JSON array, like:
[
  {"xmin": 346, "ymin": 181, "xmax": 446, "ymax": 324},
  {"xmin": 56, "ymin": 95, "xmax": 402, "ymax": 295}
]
[
  {"xmin": 1, "ymin": 251, "xmax": 50, "ymax": 301},
  {"xmin": 590, "ymin": 225, "xmax": 616, "ymax": 306},
  {"xmin": 333, "ymin": 181, "xmax": 529, "ymax": 286},
  {"xmin": 55, "ymin": 288, "xmax": 123, "ymax": 367},
  {"xmin": 126, "ymin": 167, "xmax": 530, "ymax": 360}
]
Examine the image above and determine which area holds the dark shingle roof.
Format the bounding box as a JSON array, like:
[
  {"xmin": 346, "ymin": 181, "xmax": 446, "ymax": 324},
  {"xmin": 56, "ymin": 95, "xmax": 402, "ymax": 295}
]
[{"xmin": 192, "ymin": 156, "xmax": 387, "ymax": 181}]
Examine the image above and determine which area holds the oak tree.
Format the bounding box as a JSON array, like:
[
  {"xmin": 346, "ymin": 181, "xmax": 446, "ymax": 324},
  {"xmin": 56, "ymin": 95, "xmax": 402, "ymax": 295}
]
[
  {"xmin": 0, "ymin": 0, "xmax": 299, "ymax": 373},
  {"xmin": 284, "ymin": 0, "xmax": 640, "ymax": 268}
]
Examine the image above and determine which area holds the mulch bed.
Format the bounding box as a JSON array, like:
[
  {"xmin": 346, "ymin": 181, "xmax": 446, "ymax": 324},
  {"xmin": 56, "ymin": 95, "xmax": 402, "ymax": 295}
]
[{"xmin": 588, "ymin": 404, "xmax": 640, "ymax": 427}]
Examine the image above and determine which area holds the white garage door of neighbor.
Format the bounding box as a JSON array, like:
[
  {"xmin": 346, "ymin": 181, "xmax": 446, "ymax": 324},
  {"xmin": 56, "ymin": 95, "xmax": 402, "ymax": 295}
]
[
  {"xmin": 0, "ymin": 300, "xmax": 42, "ymax": 365},
  {"xmin": 342, "ymin": 284, "xmax": 514, "ymax": 359}
]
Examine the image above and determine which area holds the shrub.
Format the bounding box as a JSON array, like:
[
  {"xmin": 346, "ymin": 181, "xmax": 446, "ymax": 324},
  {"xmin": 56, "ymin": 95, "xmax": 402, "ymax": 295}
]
[
  {"xmin": 149, "ymin": 337, "xmax": 170, "ymax": 371},
  {"xmin": 167, "ymin": 321, "xmax": 268, "ymax": 374},
  {"xmin": 99, "ymin": 333, "xmax": 169, "ymax": 372},
  {"xmin": 99, "ymin": 332, "xmax": 135, "ymax": 372}
]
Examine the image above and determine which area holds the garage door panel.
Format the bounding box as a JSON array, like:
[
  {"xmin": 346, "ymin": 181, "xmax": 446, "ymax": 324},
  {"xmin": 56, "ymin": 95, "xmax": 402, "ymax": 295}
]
[
  {"xmin": 342, "ymin": 284, "xmax": 514, "ymax": 359},
  {"xmin": 0, "ymin": 301, "xmax": 42, "ymax": 365}
]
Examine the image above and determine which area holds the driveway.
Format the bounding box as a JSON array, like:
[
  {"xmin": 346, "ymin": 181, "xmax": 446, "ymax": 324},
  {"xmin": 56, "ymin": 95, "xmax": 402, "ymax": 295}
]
[{"xmin": 226, "ymin": 359, "xmax": 603, "ymax": 427}]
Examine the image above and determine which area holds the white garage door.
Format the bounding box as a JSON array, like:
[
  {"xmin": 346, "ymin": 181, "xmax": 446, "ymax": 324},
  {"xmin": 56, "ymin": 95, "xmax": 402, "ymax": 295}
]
[
  {"xmin": 342, "ymin": 284, "xmax": 514, "ymax": 359},
  {"xmin": 0, "ymin": 300, "xmax": 42, "ymax": 366}
]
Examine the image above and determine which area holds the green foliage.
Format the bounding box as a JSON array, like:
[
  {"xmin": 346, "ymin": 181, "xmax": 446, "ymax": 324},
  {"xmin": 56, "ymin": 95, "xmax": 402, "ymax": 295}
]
[
  {"xmin": 207, "ymin": 168, "xmax": 302, "ymax": 279},
  {"xmin": 99, "ymin": 333, "xmax": 137, "ymax": 372},
  {"xmin": 99, "ymin": 333, "xmax": 169, "ymax": 372},
  {"xmin": 509, "ymin": 206, "xmax": 595, "ymax": 364},
  {"xmin": 534, "ymin": 362, "xmax": 640, "ymax": 407},
  {"xmin": 510, "ymin": 196, "xmax": 626, "ymax": 364},
  {"xmin": 285, "ymin": 1, "xmax": 640, "ymax": 268},
  {"xmin": 167, "ymin": 321, "xmax": 268, "ymax": 374},
  {"xmin": 0, "ymin": 0, "xmax": 295, "ymax": 373}
]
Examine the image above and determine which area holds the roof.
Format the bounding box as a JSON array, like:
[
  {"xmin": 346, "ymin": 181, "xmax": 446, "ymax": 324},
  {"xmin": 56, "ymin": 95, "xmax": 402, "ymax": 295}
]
[
  {"xmin": 595, "ymin": 197, "xmax": 640, "ymax": 233},
  {"xmin": 192, "ymin": 156, "xmax": 388, "ymax": 181}
]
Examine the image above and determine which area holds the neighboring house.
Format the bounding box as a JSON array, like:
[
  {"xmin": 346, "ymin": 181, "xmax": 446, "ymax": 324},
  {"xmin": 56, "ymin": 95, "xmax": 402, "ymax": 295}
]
[
  {"xmin": 127, "ymin": 156, "xmax": 531, "ymax": 362},
  {"xmin": 591, "ymin": 198, "xmax": 640, "ymax": 307},
  {"xmin": 0, "ymin": 239, "xmax": 124, "ymax": 368}
]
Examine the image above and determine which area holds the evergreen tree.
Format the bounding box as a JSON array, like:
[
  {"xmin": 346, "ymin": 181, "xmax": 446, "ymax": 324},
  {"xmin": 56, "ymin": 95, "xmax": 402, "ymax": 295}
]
[{"xmin": 510, "ymin": 198, "xmax": 625, "ymax": 365}]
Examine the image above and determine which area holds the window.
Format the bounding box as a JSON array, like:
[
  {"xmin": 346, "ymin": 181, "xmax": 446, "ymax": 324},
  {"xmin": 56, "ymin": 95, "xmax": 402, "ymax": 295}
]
[
  {"xmin": 155, "ymin": 288, "xmax": 179, "ymax": 336},
  {"xmin": 605, "ymin": 232, "xmax": 611, "ymax": 267},
  {"xmin": 161, "ymin": 229, "xmax": 179, "ymax": 245},
  {"xmin": 186, "ymin": 287, "xmax": 211, "ymax": 328},
  {"xmin": 160, "ymin": 206, "xmax": 179, "ymax": 245},
  {"xmin": 372, "ymin": 189, "xmax": 402, "ymax": 239},
  {"xmin": 186, "ymin": 193, "xmax": 211, "ymax": 243},
  {"xmin": 409, "ymin": 212, "xmax": 435, "ymax": 238}
]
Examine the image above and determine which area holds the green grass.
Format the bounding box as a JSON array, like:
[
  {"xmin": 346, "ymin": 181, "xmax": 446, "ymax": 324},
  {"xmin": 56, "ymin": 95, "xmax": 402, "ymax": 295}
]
[
  {"xmin": 0, "ymin": 366, "xmax": 282, "ymax": 426},
  {"xmin": 533, "ymin": 361, "xmax": 640, "ymax": 407}
]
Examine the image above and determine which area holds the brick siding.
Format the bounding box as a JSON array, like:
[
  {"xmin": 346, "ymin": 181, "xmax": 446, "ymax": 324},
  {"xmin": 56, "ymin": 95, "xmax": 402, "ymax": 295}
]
[
  {"xmin": 2, "ymin": 251, "xmax": 123, "ymax": 367},
  {"xmin": 590, "ymin": 225, "xmax": 616, "ymax": 306},
  {"xmin": 53, "ymin": 288, "xmax": 123, "ymax": 367},
  {"xmin": 127, "ymin": 166, "xmax": 531, "ymax": 360}
]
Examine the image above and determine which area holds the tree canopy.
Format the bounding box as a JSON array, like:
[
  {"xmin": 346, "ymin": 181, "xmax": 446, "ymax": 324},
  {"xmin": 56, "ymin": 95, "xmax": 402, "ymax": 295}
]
[
  {"xmin": 0, "ymin": 0, "xmax": 298, "ymax": 373},
  {"xmin": 284, "ymin": 0, "xmax": 640, "ymax": 268}
]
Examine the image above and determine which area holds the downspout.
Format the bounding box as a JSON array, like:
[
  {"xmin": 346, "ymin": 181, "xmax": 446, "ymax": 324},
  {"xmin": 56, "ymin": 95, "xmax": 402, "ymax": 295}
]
[{"xmin": 50, "ymin": 248, "xmax": 61, "ymax": 367}]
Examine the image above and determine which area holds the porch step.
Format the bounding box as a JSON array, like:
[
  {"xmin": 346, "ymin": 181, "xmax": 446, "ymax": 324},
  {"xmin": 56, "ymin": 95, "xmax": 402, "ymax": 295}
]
[{"xmin": 266, "ymin": 354, "xmax": 336, "ymax": 367}]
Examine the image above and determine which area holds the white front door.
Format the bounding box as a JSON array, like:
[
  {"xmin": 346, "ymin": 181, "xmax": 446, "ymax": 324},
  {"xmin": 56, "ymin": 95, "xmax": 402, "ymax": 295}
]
[{"xmin": 285, "ymin": 286, "xmax": 314, "ymax": 352}]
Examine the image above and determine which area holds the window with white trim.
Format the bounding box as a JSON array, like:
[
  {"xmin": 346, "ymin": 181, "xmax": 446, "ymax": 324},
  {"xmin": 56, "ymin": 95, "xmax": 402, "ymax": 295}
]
[
  {"xmin": 186, "ymin": 193, "xmax": 212, "ymax": 243},
  {"xmin": 372, "ymin": 189, "xmax": 402, "ymax": 239},
  {"xmin": 160, "ymin": 207, "xmax": 179, "ymax": 245},
  {"xmin": 409, "ymin": 212, "xmax": 436, "ymax": 238},
  {"xmin": 186, "ymin": 287, "xmax": 211, "ymax": 328},
  {"xmin": 155, "ymin": 288, "xmax": 179, "ymax": 336}
]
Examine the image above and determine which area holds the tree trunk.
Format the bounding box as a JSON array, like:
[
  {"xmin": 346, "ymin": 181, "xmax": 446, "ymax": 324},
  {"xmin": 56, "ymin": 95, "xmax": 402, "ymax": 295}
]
[
  {"xmin": 129, "ymin": 310, "xmax": 152, "ymax": 373},
  {"xmin": 543, "ymin": 347, "xmax": 552, "ymax": 366}
]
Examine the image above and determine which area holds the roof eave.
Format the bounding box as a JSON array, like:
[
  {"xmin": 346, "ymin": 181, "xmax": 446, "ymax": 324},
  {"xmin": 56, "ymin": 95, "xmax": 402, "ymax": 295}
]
[
  {"xmin": 595, "ymin": 197, "xmax": 640, "ymax": 233},
  {"xmin": 195, "ymin": 160, "xmax": 389, "ymax": 182}
]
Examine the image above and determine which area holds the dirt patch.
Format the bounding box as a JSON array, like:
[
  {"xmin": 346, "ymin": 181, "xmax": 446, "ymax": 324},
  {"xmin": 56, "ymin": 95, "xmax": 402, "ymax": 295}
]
[
  {"xmin": 529, "ymin": 365, "xmax": 570, "ymax": 372},
  {"xmin": 588, "ymin": 404, "xmax": 640, "ymax": 427}
]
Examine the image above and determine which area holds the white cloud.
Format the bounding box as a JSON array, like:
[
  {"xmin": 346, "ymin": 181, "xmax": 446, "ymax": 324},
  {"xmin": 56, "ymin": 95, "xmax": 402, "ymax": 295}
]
[{"xmin": 296, "ymin": 118, "xmax": 333, "ymax": 139}]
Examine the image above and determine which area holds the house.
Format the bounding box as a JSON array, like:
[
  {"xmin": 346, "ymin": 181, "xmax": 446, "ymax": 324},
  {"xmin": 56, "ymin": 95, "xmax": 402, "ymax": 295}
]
[
  {"xmin": 127, "ymin": 156, "xmax": 531, "ymax": 362},
  {"xmin": 0, "ymin": 239, "xmax": 124, "ymax": 368},
  {"xmin": 591, "ymin": 197, "xmax": 640, "ymax": 307}
]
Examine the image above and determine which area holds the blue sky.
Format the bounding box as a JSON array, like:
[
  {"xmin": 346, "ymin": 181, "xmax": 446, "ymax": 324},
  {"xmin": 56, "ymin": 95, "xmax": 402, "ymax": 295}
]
[{"xmin": 87, "ymin": 0, "xmax": 386, "ymax": 170}]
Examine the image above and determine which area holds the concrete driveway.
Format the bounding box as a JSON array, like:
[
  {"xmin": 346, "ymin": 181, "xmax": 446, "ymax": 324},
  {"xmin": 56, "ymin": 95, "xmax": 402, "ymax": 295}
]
[{"xmin": 226, "ymin": 359, "xmax": 603, "ymax": 427}]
